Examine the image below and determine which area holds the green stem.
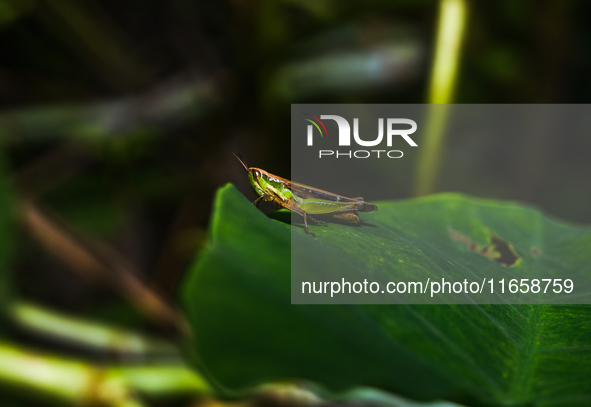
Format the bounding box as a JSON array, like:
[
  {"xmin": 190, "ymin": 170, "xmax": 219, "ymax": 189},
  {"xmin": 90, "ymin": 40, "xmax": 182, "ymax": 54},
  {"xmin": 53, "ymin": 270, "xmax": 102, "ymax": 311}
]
[
  {"xmin": 427, "ymin": 0, "xmax": 467, "ymax": 104},
  {"xmin": 8, "ymin": 301, "xmax": 179, "ymax": 356},
  {"xmin": 0, "ymin": 340, "xmax": 99, "ymax": 405},
  {"xmin": 413, "ymin": 0, "xmax": 468, "ymax": 196},
  {"xmin": 109, "ymin": 365, "xmax": 211, "ymax": 399},
  {"xmin": 0, "ymin": 340, "xmax": 210, "ymax": 406}
]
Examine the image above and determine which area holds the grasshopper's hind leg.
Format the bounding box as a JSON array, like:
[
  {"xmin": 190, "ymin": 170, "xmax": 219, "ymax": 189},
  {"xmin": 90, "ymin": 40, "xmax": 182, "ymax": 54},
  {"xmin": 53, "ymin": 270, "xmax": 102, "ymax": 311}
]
[
  {"xmin": 308, "ymin": 215, "xmax": 327, "ymax": 227},
  {"xmin": 291, "ymin": 207, "xmax": 316, "ymax": 237}
]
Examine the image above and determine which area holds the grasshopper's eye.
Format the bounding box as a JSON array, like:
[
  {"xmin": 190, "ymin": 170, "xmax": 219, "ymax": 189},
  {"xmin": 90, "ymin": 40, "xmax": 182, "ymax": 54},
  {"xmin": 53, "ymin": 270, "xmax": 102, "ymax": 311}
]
[{"xmin": 253, "ymin": 170, "xmax": 261, "ymax": 180}]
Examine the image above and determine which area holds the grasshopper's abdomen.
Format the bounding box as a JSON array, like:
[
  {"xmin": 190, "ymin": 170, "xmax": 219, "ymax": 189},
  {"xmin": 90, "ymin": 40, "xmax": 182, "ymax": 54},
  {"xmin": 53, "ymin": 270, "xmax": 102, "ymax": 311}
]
[
  {"xmin": 329, "ymin": 212, "xmax": 361, "ymax": 223},
  {"xmin": 360, "ymin": 203, "xmax": 378, "ymax": 212}
]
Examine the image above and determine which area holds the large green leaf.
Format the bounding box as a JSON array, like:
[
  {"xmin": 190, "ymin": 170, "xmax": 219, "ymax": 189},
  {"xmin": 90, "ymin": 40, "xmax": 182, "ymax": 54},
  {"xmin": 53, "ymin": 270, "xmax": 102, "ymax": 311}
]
[{"xmin": 180, "ymin": 184, "xmax": 591, "ymax": 407}]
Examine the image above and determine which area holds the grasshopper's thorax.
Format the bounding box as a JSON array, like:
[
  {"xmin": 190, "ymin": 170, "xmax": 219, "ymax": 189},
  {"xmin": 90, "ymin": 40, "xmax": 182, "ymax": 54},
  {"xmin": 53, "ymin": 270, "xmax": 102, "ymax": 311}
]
[
  {"xmin": 248, "ymin": 167, "xmax": 292, "ymax": 201},
  {"xmin": 247, "ymin": 169, "xmax": 265, "ymax": 196}
]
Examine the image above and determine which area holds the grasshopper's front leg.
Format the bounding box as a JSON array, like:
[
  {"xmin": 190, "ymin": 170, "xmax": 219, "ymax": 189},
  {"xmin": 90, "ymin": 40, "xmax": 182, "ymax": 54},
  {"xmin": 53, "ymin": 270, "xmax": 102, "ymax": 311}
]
[
  {"xmin": 252, "ymin": 195, "xmax": 266, "ymax": 207},
  {"xmin": 302, "ymin": 212, "xmax": 315, "ymax": 237}
]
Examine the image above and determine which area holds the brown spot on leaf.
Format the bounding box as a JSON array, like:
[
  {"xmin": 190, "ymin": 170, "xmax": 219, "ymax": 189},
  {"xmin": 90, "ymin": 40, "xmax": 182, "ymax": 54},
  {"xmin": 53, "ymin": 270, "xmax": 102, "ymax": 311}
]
[
  {"xmin": 531, "ymin": 247, "xmax": 540, "ymax": 256},
  {"xmin": 448, "ymin": 228, "xmax": 520, "ymax": 268}
]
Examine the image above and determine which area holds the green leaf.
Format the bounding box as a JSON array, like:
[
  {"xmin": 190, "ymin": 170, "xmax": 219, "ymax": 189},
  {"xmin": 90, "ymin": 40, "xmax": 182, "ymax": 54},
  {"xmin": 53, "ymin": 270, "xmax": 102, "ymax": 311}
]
[{"xmin": 180, "ymin": 184, "xmax": 591, "ymax": 407}]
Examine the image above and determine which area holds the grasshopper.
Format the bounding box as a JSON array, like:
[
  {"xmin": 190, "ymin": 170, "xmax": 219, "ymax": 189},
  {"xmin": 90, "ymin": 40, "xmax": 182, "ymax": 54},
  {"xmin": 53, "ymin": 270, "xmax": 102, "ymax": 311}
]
[{"xmin": 234, "ymin": 154, "xmax": 377, "ymax": 237}]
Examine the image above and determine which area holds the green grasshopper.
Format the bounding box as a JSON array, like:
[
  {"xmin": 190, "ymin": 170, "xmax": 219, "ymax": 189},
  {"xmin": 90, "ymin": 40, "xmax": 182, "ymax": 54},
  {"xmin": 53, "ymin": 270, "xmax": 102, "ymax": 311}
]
[{"xmin": 234, "ymin": 154, "xmax": 377, "ymax": 237}]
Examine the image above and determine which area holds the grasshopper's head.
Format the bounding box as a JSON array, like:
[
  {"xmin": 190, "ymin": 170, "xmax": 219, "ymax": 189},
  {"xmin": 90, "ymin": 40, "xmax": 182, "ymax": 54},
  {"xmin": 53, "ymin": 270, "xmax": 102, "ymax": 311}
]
[{"xmin": 233, "ymin": 153, "xmax": 267, "ymax": 196}]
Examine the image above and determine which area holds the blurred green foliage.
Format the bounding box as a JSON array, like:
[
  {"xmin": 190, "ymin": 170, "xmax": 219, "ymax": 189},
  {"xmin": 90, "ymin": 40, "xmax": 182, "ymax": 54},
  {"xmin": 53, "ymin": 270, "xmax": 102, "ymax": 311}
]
[
  {"xmin": 0, "ymin": 152, "xmax": 14, "ymax": 313},
  {"xmin": 1, "ymin": 0, "xmax": 591, "ymax": 406}
]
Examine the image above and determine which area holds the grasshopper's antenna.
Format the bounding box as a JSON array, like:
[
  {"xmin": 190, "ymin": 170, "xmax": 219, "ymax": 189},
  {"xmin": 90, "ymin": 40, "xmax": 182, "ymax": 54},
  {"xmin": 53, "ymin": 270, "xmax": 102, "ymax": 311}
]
[{"xmin": 232, "ymin": 152, "xmax": 249, "ymax": 171}]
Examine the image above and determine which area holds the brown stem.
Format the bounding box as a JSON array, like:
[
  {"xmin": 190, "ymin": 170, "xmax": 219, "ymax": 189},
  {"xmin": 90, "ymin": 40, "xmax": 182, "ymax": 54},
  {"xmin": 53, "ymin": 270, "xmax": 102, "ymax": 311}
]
[{"xmin": 20, "ymin": 201, "xmax": 189, "ymax": 335}]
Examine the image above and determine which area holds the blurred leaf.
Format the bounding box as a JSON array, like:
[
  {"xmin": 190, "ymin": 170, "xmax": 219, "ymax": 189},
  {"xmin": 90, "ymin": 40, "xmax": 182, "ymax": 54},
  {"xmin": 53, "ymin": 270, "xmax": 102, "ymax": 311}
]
[
  {"xmin": 8, "ymin": 301, "xmax": 179, "ymax": 356},
  {"xmin": 0, "ymin": 151, "xmax": 14, "ymax": 313},
  {"xmin": 255, "ymin": 383, "xmax": 464, "ymax": 407},
  {"xmin": 180, "ymin": 184, "xmax": 591, "ymax": 407},
  {"xmin": 0, "ymin": 76, "xmax": 220, "ymax": 144},
  {"xmin": 269, "ymin": 43, "xmax": 423, "ymax": 100},
  {"xmin": 329, "ymin": 386, "xmax": 465, "ymax": 407},
  {"xmin": 0, "ymin": 0, "xmax": 34, "ymax": 27},
  {"xmin": 0, "ymin": 340, "xmax": 209, "ymax": 405},
  {"xmin": 85, "ymin": 298, "xmax": 149, "ymax": 331},
  {"xmin": 42, "ymin": 173, "xmax": 124, "ymax": 235},
  {"xmin": 266, "ymin": 23, "xmax": 425, "ymax": 102}
]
